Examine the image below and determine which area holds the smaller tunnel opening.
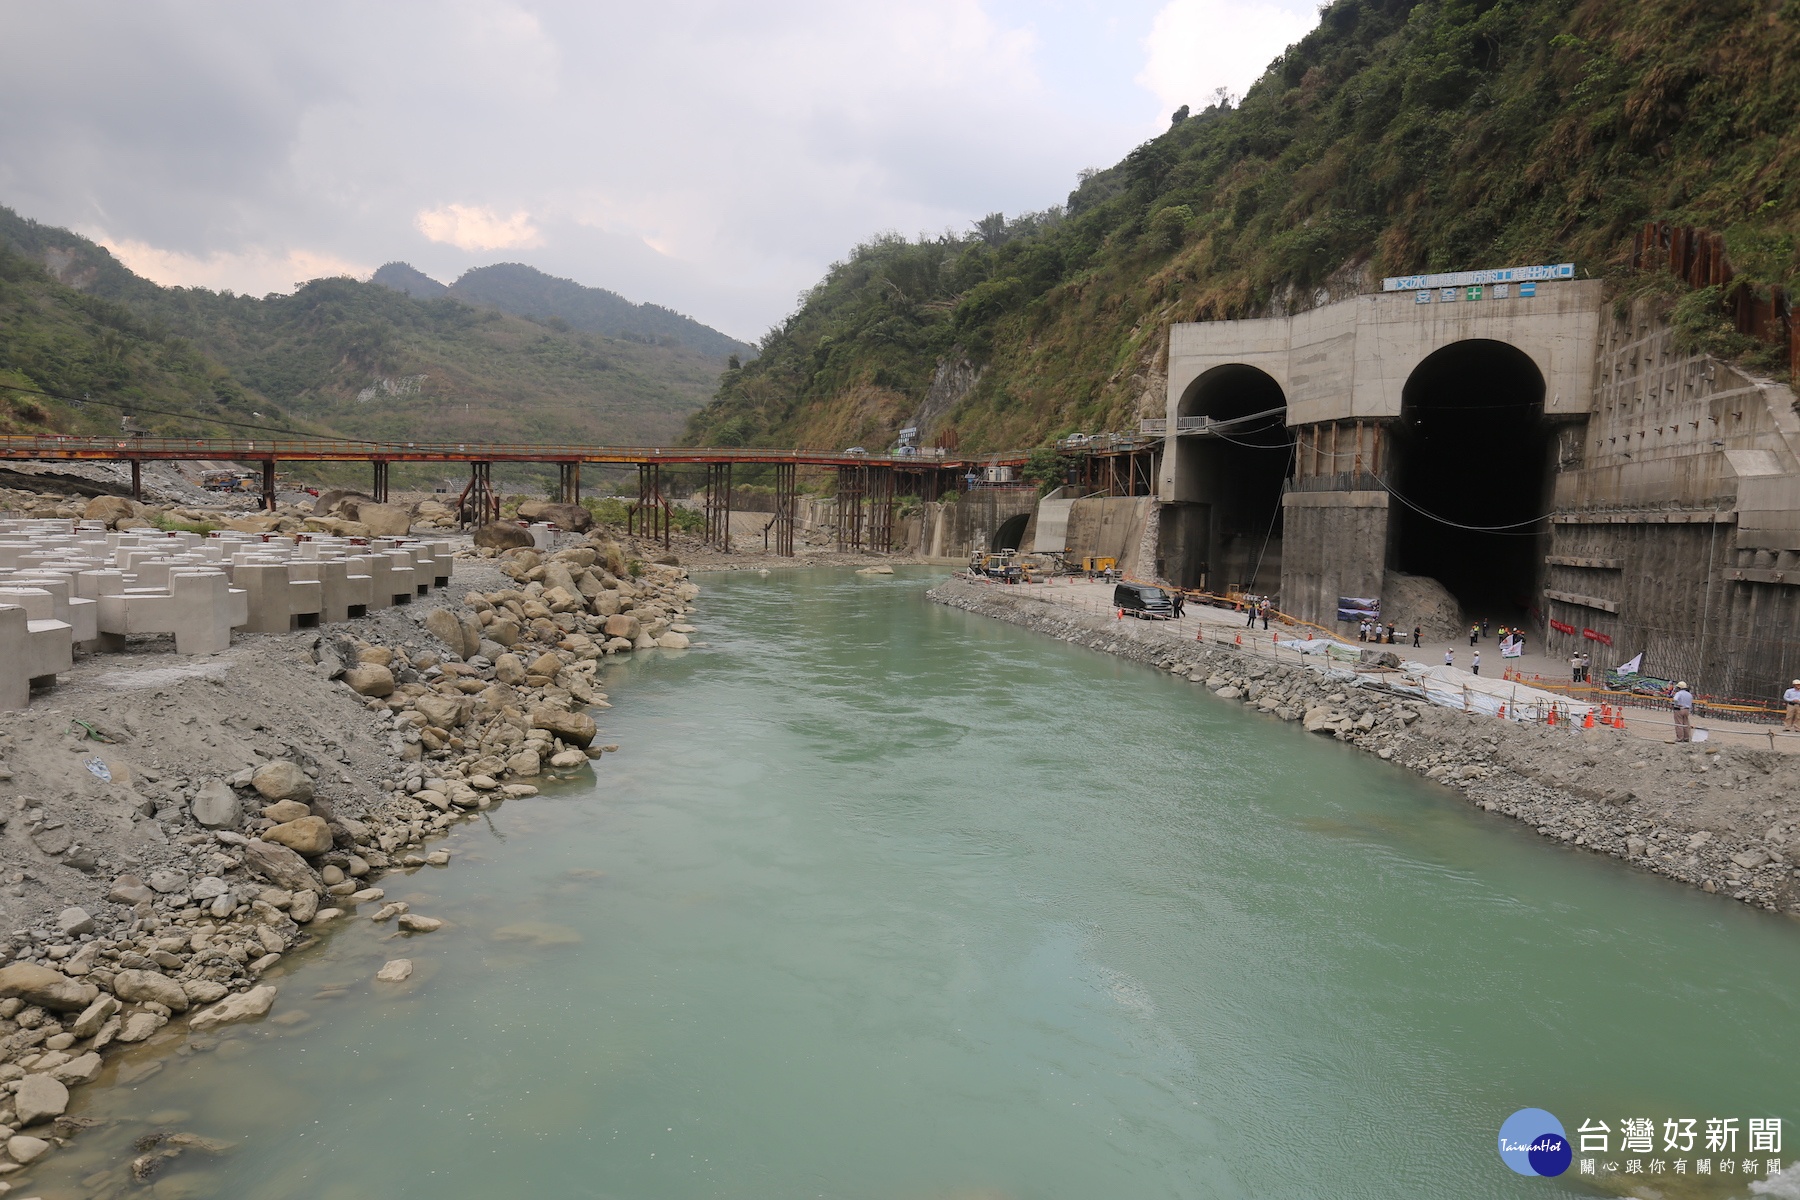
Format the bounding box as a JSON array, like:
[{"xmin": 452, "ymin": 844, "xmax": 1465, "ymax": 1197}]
[
  {"xmin": 992, "ymin": 512, "xmax": 1029, "ymax": 552},
  {"xmin": 1166, "ymin": 364, "xmax": 1291, "ymax": 592},
  {"xmin": 1392, "ymin": 339, "xmax": 1551, "ymax": 623}
]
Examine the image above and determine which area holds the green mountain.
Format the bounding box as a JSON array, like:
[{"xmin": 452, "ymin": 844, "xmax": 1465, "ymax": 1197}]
[
  {"xmin": 374, "ymin": 261, "xmax": 754, "ymax": 360},
  {"xmin": 686, "ymin": 0, "xmax": 1800, "ymax": 452},
  {"xmin": 0, "ymin": 206, "xmax": 724, "ymax": 449}
]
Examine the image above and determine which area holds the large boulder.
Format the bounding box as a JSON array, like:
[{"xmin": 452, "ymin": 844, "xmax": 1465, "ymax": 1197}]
[
  {"xmin": 243, "ymin": 839, "xmax": 321, "ymax": 893},
  {"xmin": 602, "ymin": 613, "xmax": 640, "ymax": 641},
  {"xmin": 190, "ymin": 779, "xmax": 241, "ymax": 829},
  {"xmin": 351, "ymin": 502, "xmax": 413, "ymax": 536},
  {"xmin": 0, "ymin": 964, "xmax": 93, "ymax": 1007},
  {"xmin": 414, "ymin": 694, "xmax": 465, "ymax": 730},
  {"xmin": 83, "ymin": 495, "xmax": 138, "ymax": 527},
  {"xmin": 424, "ymin": 609, "xmax": 466, "ymax": 655},
  {"xmin": 531, "ymin": 706, "xmax": 598, "ymax": 748},
  {"xmin": 313, "ymin": 488, "xmax": 375, "ymax": 516},
  {"xmin": 188, "ymin": 985, "xmax": 278, "ymax": 1033},
  {"xmin": 251, "ymin": 760, "xmax": 314, "ymax": 803},
  {"xmin": 517, "ymin": 501, "xmax": 593, "ymax": 533},
  {"xmin": 0, "ymin": 963, "xmax": 94, "ymax": 1013},
  {"xmin": 14, "ymin": 1074, "xmax": 69, "ymax": 1126},
  {"xmin": 111, "ymin": 969, "xmax": 190, "ymax": 1013},
  {"xmin": 264, "ymin": 816, "xmax": 333, "ymax": 856},
  {"xmin": 473, "ymin": 523, "xmax": 532, "ymax": 550},
  {"xmin": 342, "ymin": 663, "xmax": 396, "ymax": 697}
]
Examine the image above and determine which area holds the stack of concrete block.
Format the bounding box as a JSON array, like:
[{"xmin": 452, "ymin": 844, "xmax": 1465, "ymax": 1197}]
[{"xmin": 0, "ymin": 520, "xmax": 457, "ymax": 708}]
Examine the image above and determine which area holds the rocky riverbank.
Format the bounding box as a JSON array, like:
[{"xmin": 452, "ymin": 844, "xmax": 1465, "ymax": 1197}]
[
  {"xmin": 0, "ymin": 533, "xmax": 697, "ymax": 1190},
  {"xmin": 931, "ymin": 576, "xmax": 1800, "ymax": 918}
]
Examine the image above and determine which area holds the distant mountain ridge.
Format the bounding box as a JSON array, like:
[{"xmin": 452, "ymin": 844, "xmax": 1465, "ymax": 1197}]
[
  {"xmin": 374, "ymin": 261, "xmax": 752, "ymax": 360},
  {"xmin": 0, "ymin": 204, "xmax": 724, "ymax": 451}
]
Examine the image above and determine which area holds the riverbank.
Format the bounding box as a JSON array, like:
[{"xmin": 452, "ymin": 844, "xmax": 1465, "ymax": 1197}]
[
  {"xmin": 0, "ymin": 534, "xmax": 697, "ymax": 1189},
  {"xmin": 930, "ymin": 575, "xmax": 1800, "ymax": 917}
]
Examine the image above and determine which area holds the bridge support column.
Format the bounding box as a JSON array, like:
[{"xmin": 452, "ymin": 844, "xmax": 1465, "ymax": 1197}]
[
  {"xmin": 867, "ymin": 465, "xmax": 894, "ymax": 552},
  {"xmin": 772, "ymin": 463, "xmax": 795, "ymax": 557},
  {"xmin": 130, "ymin": 460, "xmax": 142, "ymax": 503},
  {"xmin": 836, "ymin": 465, "xmax": 867, "ymax": 551},
  {"xmin": 372, "ymin": 460, "xmax": 389, "ymax": 504},
  {"xmin": 703, "ymin": 462, "xmax": 732, "ymax": 551},
  {"xmin": 460, "ymin": 461, "xmax": 496, "ymax": 528},
  {"xmin": 632, "ymin": 463, "xmax": 670, "ymax": 548},
  {"xmin": 261, "ymin": 459, "xmax": 277, "ymax": 511},
  {"xmin": 558, "ymin": 462, "xmax": 581, "ymax": 505}
]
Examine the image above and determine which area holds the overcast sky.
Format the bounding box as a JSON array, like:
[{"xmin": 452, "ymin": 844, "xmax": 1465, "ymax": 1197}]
[{"xmin": 1, "ymin": 0, "xmax": 1317, "ymax": 342}]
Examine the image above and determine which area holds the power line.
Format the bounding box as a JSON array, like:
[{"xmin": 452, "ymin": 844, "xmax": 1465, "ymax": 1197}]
[{"xmin": 1375, "ymin": 475, "xmax": 1549, "ymax": 534}]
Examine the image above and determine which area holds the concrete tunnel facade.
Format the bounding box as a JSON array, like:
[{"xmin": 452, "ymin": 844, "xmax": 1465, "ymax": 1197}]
[{"xmin": 1153, "ymin": 279, "xmax": 1800, "ymax": 699}]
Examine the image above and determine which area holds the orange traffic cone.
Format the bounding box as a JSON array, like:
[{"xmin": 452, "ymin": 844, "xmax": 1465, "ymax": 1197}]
[
  {"xmin": 1116, "ymin": 608, "xmax": 1123, "ymax": 620},
  {"xmin": 1235, "ymin": 633, "xmax": 1242, "ymax": 646},
  {"xmin": 1583, "ymin": 710, "xmax": 1595, "ymax": 728},
  {"xmin": 1615, "ymin": 711, "xmax": 1626, "ymax": 729},
  {"xmin": 1548, "ymin": 710, "xmax": 1557, "ymax": 727},
  {"xmin": 1497, "ymin": 703, "xmax": 1507, "ymax": 720}
]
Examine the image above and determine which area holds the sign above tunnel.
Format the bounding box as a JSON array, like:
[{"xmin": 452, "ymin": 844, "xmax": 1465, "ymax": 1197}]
[{"xmin": 1381, "ymin": 263, "xmax": 1576, "ymax": 292}]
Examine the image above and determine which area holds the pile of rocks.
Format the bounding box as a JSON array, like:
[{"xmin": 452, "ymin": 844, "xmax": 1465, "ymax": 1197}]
[{"xmin": 331, "ymin": 539, "xmax": 696, "ymax": 787}]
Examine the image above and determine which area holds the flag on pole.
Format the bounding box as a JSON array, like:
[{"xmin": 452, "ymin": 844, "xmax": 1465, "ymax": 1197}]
[{"xmin": 1617, "ymin": 652, "xmax": 1643, "ymax": 675}]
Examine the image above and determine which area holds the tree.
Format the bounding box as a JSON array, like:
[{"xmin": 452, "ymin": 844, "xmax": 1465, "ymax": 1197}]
[
  {"xmin": 1021, "ymin": 445, "xmax": 1066, "ymax": 494},
  {"xmin": 1170, "ymin": 104, "xmax": 1190, "ymax": 125}
]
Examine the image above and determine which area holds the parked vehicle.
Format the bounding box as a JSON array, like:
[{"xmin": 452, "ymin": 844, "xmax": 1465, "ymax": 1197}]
[
  {"xmin": 844, "ymin": 446, "xmax": 868, "ymax": 457},
  {"xmin": 1113, "ymin": 582, "xmax": 1173, "ymax": 618}
]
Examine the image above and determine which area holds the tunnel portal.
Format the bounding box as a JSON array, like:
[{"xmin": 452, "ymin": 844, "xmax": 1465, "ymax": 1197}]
[
  {"xmin": 1390, "ymin": 339, "xmax": 1551, "ymax": 622},
  {"xmin": 1164, "ymin": 364, "xmax": 1292, "ymax": 592}
]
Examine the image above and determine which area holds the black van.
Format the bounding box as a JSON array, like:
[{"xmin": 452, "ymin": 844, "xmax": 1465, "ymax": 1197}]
[{"xmin": 1113, "ymin": 583, "xmax": 1174, "ymax": 619}]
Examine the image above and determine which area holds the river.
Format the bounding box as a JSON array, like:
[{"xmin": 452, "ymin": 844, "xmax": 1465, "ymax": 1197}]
[{"xmin": 31, "ymin": 568, "xmax": 1800, "ymax": 1199}]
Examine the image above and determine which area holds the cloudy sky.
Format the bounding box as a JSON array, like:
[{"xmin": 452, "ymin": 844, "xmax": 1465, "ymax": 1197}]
[{"xmin": 1, "ymin": 0, "xmax": 1317, "ymax": 342}]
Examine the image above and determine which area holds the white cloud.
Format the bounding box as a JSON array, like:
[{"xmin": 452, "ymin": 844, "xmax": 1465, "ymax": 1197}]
[
  {"xmin": 1138, "ymin": 0, "xmax": 1314, "ymax": 118},
  {"xmin": 4, "ymin": 1, "xmax": 1264, "ymax": 336},
  {"xmin": 93, "ymin": 235, "xmax": 368, "ymax": 296},
  {"xmin": 415, "ymin": 204, "xmax": 543, "ymax": 253}
]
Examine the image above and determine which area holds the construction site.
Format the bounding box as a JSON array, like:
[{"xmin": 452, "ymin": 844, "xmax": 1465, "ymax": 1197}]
[{"xmin": 1142, "ymin": 242, "xmax": 1800, "ymax": 709}]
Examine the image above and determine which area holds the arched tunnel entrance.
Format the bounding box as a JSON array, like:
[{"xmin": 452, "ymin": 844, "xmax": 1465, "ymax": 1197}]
[
  {"xmin": 1161, "ymin": 364, "xmax": 1292, "ymax": 592},
  {"xmin": 1391, "ymin": 339, "xmax": 1551, "ymax": 626},
  {"xmin": 992, "ymin": 512, "xmax": 1029, "ymax": 552}
]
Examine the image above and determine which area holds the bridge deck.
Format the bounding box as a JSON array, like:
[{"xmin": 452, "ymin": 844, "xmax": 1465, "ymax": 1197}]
[{"xmin": 0, "ymin": 436, "xmax": 1025, "ymax": 469}]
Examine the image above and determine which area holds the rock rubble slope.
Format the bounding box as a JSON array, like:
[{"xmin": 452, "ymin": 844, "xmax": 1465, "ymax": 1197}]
[{"xmin": 0, "ymin": 529, "xmax": 699, "ymax": 1183}]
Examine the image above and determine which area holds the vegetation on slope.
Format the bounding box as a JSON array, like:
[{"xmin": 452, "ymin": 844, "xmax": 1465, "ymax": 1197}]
[
  {"xmin": 687, "ymin": 0, "xmax": 1800, "ymax": 453},
  {"xmin": 0, "ymin": 207, "xmax": 723, "ymax": 449}
]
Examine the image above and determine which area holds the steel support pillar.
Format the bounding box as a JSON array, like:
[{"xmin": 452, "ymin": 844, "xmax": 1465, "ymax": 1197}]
[
  {"xmin": 772, "ymin": 462, "xmax": 795, "ymax": 557},
  {"xmin": 372, "ymin": 459, "xmax": 389, "ymax": 504},
  {"xmin": 836, "ymin": 465, "xmax": 866, "ymax": 551},
  {"xmin": 867, "ymin": 465, "xmax": 894, "ymax": 552},
  {"xmin": 130, "ymin": 460, "xmax": 142, "ymax": 502},
  {"xmin": 558, "ymin": 462, "xmax": 581, "ymax": 505},
  {"xmin": 631, "ymin": 462, "xmax": 670, "ymax": 547},
  {"xmin": 703, "ymin": 462, "xmax": 733, "ymax": 551},
  {"xmin": 459, "ymin": 461, "xmax": 496, "ymax": 528},
  {"xmin": 262, "ymin": 459, "xmax": 277, "ymax": 511}
]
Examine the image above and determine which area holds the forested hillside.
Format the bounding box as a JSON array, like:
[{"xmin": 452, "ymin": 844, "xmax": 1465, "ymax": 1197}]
[
  {"xmin": 0, "ymin": 207, "xmax": 722, "ymax": 446},
  {"xmin": 687, "ymin": 0, "xmax": 1800, "ymax": 453}
]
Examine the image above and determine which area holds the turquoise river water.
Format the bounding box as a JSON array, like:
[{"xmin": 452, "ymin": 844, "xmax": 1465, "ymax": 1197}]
[{"xmin": 28, "ymin": 568, "xmax": 1800, "ymax": 1199}]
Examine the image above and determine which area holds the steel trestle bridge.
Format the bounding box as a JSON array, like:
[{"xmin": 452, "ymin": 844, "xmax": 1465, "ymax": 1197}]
[{"xmin": 0, "ymin": 435, "xmax": 1045, "ymax": 557}]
